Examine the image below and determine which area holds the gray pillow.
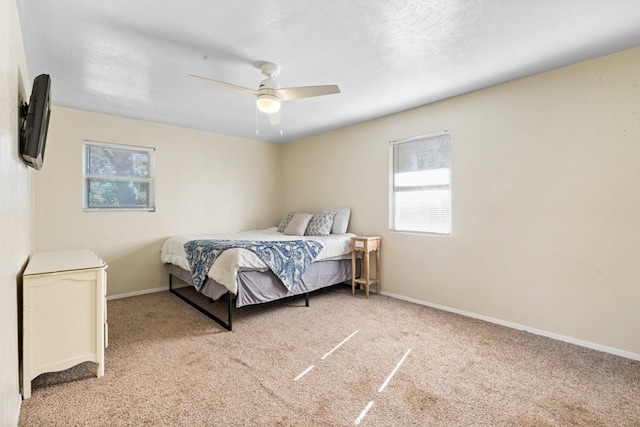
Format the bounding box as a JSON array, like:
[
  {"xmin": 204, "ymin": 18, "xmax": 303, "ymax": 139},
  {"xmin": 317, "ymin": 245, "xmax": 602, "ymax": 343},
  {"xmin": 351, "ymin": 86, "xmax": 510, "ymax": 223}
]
[
  {"xmin": 331, "ymin": 208, "xmax": 351, "ymax": 234},
  {"xmin": 305, "ymin": 211, "xmax": 337, "ymax": 236},
  {"xmin": 277, "ymin": 211, "xmax": 296, "ymax": 233},
  {"xmin": 284, "ymin": 213, "xmax": 313, "ymax": 236}
]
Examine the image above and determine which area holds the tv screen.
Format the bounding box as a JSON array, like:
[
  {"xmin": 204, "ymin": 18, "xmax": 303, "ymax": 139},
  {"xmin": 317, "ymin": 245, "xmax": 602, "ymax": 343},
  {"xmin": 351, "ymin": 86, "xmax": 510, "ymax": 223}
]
[{"xmin": 21, "ymin": 74, "xmax": 51, "ymax": 170}]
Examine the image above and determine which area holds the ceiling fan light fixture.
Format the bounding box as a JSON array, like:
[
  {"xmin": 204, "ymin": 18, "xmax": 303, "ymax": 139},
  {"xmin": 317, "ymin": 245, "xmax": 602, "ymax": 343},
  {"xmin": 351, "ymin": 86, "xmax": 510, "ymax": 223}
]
[{"xmin": 256, "ymin": 94, "xmax": 281, "ymax": 114}]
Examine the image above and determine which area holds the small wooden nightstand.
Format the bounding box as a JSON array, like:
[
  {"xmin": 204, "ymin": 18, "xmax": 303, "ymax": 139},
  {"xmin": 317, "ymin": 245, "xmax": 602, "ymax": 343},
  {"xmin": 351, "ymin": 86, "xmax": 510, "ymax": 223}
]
[{"xmin": 351, "ymin": 236, "xmax": 381, "ymax": 298}]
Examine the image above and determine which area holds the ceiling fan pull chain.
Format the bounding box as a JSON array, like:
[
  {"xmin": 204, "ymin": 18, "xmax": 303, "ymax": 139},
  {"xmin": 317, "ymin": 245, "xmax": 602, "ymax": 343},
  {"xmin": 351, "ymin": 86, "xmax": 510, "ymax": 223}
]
[
  {"xmin": 280, "ymin": 106, "xmax": 283, "ymax": 135},
  {"xmin": 255, "ymin": 105, "xmax": 259, "ymax": 134}
]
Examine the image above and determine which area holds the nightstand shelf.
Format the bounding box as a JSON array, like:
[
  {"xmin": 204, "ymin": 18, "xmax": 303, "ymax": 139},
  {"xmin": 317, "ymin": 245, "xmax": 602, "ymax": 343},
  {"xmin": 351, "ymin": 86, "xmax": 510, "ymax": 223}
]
[{"xmin": 350, "ymin": 236, "xmax": 381, "ymax": 298}]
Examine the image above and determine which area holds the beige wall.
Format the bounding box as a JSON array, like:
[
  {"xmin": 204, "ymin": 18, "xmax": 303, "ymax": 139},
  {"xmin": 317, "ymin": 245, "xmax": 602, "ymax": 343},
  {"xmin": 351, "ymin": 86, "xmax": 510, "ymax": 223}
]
[
  {"xmin": 282, "ymin": 47, "xmax": 640, "ymax": 357},
  {"xmin": 29, "ymin": 46, "xmax": 640, "ymax": 359},
  {"xmin": 33, "ymin": 108, "xmax": 283, "ymax": 297},
  {"xmin": 0, "ymin": 0, "xmax": 31, "ymax": 423}
]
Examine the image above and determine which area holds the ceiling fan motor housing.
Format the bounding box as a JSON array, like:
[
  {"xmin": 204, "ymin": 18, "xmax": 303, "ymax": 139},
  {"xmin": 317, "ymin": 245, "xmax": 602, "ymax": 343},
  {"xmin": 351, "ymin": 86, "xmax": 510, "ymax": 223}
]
[{"xmin": 259, "ymin": 77, "xmax": 281, "ymax": 94}]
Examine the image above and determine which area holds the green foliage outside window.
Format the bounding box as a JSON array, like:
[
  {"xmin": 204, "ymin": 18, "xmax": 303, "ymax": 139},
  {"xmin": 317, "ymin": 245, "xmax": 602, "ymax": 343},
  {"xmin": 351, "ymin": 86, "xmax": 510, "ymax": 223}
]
[{"xmin": 83, "ymin": 141, "xmax": 155, "ymax": 211}]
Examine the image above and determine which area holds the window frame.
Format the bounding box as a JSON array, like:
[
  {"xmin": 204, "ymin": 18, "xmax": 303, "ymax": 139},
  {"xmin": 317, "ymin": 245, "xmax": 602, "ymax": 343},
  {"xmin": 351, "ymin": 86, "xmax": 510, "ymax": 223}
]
[
  {"xmin": 389, "ymin": 131, "xmax": 452, "ymax": 235},
  {"xmin": 82, "ymin": 140, "xmax": 156, "ymax": 212}
]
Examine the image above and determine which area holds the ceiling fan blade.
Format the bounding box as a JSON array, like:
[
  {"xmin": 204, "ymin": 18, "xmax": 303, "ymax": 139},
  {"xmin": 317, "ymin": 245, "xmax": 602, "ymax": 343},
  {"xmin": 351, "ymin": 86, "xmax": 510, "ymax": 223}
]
[
  {"xmin": 188, "ymin": 74, "xmax": 259, "ymax": 96},
  {"xmin": 275, "ymin": 85, "xmax": 340, "ymax": 101},
  {"xmin": 266, "ymin": 111, "xmax": 280, "ymax": 125}
]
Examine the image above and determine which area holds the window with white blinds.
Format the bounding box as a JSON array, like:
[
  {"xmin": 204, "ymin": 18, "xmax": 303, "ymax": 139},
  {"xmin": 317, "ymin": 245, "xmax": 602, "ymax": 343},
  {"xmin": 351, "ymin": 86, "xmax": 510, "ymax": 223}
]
[
  {"xmin": 83, "ymin": 141, "xmax": 155, "ymax": 211},
  {"xmin": 390, "ymin": 132, "xmax": 451, "ymax": 234}
]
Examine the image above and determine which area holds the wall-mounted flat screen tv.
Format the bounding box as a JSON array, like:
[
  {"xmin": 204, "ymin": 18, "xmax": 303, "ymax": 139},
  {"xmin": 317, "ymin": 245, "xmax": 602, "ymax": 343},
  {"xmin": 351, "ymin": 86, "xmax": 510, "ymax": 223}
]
[{"xmin": 20, "ymin": 74, "xmax": 51, "ymax": 170}]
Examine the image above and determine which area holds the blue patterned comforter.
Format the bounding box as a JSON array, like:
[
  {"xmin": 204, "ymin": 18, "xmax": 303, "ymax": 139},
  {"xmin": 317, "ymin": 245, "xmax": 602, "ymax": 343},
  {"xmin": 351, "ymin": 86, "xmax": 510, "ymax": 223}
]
[{"xmin": 184, "ymin": 239, "xmax": 324, "ymax": 292}]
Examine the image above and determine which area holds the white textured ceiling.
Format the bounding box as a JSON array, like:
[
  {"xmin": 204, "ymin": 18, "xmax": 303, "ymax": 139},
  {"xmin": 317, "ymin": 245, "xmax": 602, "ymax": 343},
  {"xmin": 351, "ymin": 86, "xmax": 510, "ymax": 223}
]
[{"xmin": 17, "ymin": 1, "xmax": 640, "ymax": 143}]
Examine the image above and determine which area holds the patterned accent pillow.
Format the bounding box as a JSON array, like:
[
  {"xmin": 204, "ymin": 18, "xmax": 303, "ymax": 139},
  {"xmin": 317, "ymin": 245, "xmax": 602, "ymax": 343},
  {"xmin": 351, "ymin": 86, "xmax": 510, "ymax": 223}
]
[
  {"xmin": 277, "ymin": 211, "xmax": 296, "ymax": 233},
  {"xmin": 305, "ymin": 211, "xmax": 337, "ymax": 236}
]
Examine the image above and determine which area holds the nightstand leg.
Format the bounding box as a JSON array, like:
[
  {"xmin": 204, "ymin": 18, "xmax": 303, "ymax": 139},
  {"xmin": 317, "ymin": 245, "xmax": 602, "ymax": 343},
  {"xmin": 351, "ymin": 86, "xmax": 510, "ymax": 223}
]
[
  {"xmin": 364, "ymin": 251, "xmax": 370, "ymax": 298},
  {"xmin": 376, "ymin": 248, "xmax": 380, "ymax": 294},
  {"xmin": 351, "ymin": 249, "xmax": 356, "ymax": 295}
]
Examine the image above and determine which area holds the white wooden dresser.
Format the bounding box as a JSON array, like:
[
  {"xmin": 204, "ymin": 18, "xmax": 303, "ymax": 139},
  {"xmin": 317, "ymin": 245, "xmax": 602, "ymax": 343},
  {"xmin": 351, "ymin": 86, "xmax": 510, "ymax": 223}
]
[{"xmin": 22, "ymin": 249, "xmax": 108, "ymax": 399}]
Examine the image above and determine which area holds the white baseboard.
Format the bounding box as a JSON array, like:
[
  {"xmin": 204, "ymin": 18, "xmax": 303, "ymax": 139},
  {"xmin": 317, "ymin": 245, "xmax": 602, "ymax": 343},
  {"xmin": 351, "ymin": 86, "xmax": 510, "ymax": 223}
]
[
  {"xmin": 107, "ymin": 283, "xmax": 191, "ymax": 301},
  {"xmin": 107, "ymin": 286, "xmax": 168, "ymax": 301},
  {"xmin": 381, "ymin": 290, "xmax": 640, "ymax": 362}
]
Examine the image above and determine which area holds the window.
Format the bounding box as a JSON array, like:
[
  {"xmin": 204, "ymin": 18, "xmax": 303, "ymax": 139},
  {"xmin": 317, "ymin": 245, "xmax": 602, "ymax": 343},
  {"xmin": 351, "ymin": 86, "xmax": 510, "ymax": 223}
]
[
  {"xmin": 390, "ymin": 132, "xmax": 451, "ymax": 234},
  {"xmin": 83, "ymin": 141, "xmax": 155, "ymax": 211}
]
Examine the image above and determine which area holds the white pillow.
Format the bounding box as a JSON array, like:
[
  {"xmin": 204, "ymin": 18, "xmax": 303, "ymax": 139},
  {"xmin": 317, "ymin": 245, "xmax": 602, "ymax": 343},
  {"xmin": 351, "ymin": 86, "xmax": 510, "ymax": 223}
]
[
  {"xmin": 284, "ymin": 213, "xmax": 313, "ymax": 236},
  {"xmin": 331, "ymin": 208, "xmax": 351, "ymax": 234}
]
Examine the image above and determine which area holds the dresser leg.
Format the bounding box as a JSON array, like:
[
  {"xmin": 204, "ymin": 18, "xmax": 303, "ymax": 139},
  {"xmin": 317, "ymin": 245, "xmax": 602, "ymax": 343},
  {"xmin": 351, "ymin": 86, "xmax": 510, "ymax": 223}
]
[{"xmin": 23, "ymin": 380, "xmax": 31, "ymax": 400}]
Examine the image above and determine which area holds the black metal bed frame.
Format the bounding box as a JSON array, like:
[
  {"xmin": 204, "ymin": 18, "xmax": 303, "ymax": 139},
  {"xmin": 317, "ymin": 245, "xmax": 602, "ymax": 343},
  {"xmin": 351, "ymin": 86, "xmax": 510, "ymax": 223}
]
[{"xmin": 168, "ymin": 273, "xmax": 310, "ymax": 332}]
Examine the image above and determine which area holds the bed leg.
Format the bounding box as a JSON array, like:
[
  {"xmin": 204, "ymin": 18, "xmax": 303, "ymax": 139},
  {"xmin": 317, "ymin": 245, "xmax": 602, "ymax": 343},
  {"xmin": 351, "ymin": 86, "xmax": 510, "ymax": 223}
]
[
  {"xmin": 227, "ymin": 292, "xmax": 233, "ymax": 330},
  {"xmin": 168, "ymin": 273, "xmax": 234, "ymax": 332},
  {"xmin": 305, "ymin": 293, "xmax": 309, "ymax": 307}
]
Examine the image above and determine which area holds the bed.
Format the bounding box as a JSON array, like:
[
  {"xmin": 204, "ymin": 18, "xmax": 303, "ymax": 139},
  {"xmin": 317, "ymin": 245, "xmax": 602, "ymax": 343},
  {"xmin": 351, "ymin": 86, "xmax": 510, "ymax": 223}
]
[{"xmin": 160, "ymin": 210, "xmax": 355, "ymax": 331}]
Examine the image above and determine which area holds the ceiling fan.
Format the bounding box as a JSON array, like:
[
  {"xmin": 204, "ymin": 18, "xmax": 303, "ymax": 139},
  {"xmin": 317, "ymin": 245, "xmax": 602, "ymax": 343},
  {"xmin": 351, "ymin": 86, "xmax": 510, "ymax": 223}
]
[{"xmin": 189, "ymin": 62, "xmax": 340, "ymax": 125}]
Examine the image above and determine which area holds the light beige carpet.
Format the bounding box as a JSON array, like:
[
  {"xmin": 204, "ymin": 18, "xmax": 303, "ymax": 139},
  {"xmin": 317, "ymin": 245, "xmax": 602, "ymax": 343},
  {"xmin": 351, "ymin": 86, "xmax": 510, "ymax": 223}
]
[{"xmin": 19, "ymin": 286, "xmax": 640, "ymax": 426}]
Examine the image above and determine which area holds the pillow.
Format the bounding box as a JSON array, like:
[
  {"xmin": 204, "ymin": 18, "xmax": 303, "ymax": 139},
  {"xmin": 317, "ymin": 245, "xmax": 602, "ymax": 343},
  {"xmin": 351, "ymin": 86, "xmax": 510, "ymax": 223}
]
[
  {"xmin": 277, "ymin": 211, "xmax": 296, "ymax": 233},
  {"xmin": 305, "ymin": 211, "xmax": 337, "ymax": 236},
  {"xmin": 331, "ymin": 208, "xmax": 351, "ymax": 234},
  {"xmin": 284, "ymin": 213, "xmax": 313, "ymax": 236}
]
